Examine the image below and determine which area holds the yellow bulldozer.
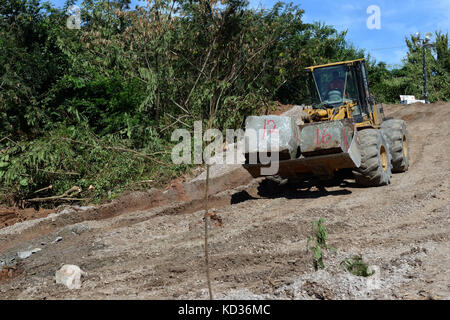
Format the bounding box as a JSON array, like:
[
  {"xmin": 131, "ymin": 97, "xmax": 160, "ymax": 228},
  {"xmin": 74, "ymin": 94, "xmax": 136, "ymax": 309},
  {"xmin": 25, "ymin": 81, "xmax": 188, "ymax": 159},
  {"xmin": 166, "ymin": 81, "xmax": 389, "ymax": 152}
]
[{"xmin": 243, "ymin": 58, "xmax": 410, "ymax": 186}]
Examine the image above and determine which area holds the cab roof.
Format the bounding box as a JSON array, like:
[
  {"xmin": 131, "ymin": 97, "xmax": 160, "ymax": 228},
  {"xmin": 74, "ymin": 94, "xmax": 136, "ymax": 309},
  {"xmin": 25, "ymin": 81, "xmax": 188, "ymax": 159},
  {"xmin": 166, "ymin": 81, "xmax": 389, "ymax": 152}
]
[{"xmin": 305, "ymin": 58, "xmax": 365, "ymax": 71}]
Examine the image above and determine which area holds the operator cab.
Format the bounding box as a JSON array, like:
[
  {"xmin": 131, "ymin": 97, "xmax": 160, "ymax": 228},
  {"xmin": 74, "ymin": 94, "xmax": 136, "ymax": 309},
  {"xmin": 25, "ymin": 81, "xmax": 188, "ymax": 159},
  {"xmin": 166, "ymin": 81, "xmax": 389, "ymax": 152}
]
[{"xmin": 306, "ymin": 59, "xmax": 374, "ymax": 121}]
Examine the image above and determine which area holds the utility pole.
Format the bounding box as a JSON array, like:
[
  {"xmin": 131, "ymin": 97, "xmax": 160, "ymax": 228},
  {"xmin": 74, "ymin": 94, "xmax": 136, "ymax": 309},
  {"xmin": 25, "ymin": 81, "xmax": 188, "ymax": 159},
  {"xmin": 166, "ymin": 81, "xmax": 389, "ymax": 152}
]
[
  {"xmin": 415, "ymin": 32, "xmax": 434, "ymax": 104},
  {"xmin": 422, "ymin": 43, "xmax": 427, "ymax": 103}
]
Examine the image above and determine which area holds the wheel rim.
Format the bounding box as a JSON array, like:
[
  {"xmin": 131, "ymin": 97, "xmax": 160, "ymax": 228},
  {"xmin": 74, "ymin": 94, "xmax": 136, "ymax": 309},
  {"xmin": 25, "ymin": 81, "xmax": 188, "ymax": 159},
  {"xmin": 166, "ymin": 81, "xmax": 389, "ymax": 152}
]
[
  {"xmin": 402, "ymin": 136, "xmax": 408, "ymax": 158},
  {"xmin": 380, "ymin": 145, "xmax": 388, "ymax": 171}
]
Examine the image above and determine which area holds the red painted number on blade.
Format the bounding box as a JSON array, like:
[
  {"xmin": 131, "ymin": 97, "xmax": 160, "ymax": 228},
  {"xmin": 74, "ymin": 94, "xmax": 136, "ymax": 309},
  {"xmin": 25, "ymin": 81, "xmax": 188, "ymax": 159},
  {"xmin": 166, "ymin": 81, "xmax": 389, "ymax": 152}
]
[
  {"xmin": 262, "ymin": 119, "xmax": 277, "ymax": 140},
  {"xmin": 316, "ymin": 128, "xmax": 332, "ymax": 145}
]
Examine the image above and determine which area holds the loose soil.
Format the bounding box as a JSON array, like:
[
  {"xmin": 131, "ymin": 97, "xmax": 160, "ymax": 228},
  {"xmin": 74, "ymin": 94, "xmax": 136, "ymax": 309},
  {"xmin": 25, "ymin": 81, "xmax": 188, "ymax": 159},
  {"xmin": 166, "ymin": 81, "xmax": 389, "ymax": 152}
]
[{"xmin": 0, "ymin": 102, "xmax": 448, "ymax": 300}]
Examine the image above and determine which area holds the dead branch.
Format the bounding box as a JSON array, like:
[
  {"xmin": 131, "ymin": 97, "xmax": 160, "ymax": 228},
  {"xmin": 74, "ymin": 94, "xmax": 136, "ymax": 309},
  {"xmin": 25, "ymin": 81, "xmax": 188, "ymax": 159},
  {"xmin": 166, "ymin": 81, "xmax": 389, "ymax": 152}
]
[
  {"xmin": 0, "ymin": 135, "xmax": 11, "ymax": 144},
  {"xmin": 26, "ymin": 186, "xmax": 84, "ymax": 203},
  {"xmin": 0, "ymin": 136, "xmax": 18, "ymax": 146},
  {"xmin": 160, "ymin": 113, "xmax": 191, "ymax": 132},
  {"xmin": 37, "ymin": 169, "xmax": 80, "ymax": 176},
  {"xmin": 61, "ymin": 137, "xmax": 169, "ymax": 167},
  {"xmin": 129, "ymin": 179, "xmax": 154, "ymax": 185},
  {"xmin": 33, "ymin": 185, "xmax": 53, "ymax": 194},
  {"xmin": 171, "ymin": 98, "xmax": 192, "ymax": 116}
]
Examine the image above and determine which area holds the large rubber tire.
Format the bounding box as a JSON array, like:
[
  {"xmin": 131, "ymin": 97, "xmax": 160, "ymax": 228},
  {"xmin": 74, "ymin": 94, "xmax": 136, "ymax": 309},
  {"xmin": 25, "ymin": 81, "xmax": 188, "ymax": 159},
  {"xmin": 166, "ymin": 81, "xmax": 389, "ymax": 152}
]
[
  {"xmin": 381, "ymin": 119, "xmax": 410, "ymax": 172},
  {"xmin": 353, "ymin": 129, "xmax": 392, "ymax": 187}
]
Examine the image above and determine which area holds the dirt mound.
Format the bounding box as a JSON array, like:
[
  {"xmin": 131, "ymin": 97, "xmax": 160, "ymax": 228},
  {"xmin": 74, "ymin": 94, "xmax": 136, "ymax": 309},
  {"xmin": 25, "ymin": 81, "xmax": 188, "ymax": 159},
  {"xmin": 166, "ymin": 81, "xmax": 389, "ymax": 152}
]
[{"xmin": 0, "ymin": 207, "xmax": 54, "ymax": 229}]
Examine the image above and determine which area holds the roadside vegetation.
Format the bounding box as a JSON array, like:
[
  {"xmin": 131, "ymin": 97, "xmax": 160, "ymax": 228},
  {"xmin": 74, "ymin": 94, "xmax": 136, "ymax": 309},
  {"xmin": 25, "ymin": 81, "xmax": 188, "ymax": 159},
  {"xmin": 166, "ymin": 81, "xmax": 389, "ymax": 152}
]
[
  {"xmin": 340, "ymin": 255, "xmax": 375, "ymax": 277},
  {"xmin": 0, "ymin": 0, "xmax": 448, "ymax": 206}
]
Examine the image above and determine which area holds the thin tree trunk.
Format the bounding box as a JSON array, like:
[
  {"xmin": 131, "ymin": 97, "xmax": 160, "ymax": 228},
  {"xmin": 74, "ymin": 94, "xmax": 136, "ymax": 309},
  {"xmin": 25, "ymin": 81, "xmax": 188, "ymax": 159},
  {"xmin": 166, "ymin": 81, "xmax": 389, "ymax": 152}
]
[{"xmin": 204, "ymin": 163, "xmax": 213, "ymax": 300}]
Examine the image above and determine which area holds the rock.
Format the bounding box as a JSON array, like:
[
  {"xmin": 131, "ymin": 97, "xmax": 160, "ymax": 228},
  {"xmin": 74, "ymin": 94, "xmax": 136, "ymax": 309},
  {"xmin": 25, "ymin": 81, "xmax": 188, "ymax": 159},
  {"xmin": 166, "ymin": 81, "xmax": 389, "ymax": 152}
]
[
  {"xmin": 55, "ymin": 264, "xmax": 87, "ymax": 290},
  {"xmin": 280, "ymin": 104, "xmax": 309, "ymax": 125},
  {"xmin": 52, "ymin": 236, "xmax": 63, "ymax": 244},
  {"xmin": 66, "ymin": 224, "xmax": 89, "ymax": 235},
  {"xmin": 17, "ymin": 251, "xmax": 31, "ymax": 259},
  {"xmin": 17, "ymin": 248, "xmax": 41, "ymax": 259},
  {"xmin": 169, "ymin": 266, "xmax": 187, "ymax": 273}
]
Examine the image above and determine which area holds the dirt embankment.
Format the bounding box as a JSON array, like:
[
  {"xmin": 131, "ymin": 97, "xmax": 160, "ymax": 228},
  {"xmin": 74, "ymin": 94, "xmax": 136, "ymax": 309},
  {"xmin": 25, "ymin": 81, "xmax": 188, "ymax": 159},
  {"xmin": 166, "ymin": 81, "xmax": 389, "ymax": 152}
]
[
  {"xmin": 0, "ymin": 207, "xmax": 54, "ymax": 229},
  {"xmin": 0, "ymin": 102, "xmax": 449, "ymax": 300}
]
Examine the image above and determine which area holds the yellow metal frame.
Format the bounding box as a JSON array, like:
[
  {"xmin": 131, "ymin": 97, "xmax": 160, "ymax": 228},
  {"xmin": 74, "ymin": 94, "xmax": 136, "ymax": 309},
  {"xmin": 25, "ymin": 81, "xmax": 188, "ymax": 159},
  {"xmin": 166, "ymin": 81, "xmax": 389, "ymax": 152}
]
[
  {"xmin": 305, "ymin": 58, "xmax": 365, "ymax": 72},
  {"xmin": 355, "ymin": 120, "xmax": 373, "ymax": 128},
  {"xmin": 306, "ymin": 101, "xmax": 357, "ymax": 122},
  {"xmin": 305, "ymin": 102, "xmax": 381, "ymax": 129}
]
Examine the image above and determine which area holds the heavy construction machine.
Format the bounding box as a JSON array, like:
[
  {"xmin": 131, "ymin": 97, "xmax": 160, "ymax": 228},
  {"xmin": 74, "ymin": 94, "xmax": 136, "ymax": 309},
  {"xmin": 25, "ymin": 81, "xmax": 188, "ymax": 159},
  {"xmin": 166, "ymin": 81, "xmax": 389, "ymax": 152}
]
[{"xmin": 243, "ymin": 59, "xmax": 410, "ymax": 186}]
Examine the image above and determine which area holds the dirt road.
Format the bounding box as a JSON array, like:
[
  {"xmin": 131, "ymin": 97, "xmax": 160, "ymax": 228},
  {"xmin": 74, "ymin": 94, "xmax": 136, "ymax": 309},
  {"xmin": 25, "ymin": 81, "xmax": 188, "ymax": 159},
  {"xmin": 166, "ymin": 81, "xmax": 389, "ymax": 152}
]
[{"xmin": 0, "ymin": 102, "xmax": 448, "ymax": 299}]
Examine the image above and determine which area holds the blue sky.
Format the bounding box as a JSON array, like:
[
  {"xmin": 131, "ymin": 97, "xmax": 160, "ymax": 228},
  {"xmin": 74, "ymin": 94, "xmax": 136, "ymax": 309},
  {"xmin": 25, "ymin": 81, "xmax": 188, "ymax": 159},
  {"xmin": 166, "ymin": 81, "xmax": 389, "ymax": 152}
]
[{"xmin": 50, "ymin": 0, "xmax": 449, "ymax": 67}]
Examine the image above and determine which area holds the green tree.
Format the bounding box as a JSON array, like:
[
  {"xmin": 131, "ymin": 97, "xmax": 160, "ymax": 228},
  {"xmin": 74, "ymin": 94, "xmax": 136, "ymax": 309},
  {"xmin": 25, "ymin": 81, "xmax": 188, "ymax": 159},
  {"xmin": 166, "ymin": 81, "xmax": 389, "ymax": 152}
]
[
  {"xmin": 367, "ymin": 31, "xmax": 449, "ymax": 103},
  {"xmin": 0, "ymin": 0, "xmax": 68, "ymax": 136}
]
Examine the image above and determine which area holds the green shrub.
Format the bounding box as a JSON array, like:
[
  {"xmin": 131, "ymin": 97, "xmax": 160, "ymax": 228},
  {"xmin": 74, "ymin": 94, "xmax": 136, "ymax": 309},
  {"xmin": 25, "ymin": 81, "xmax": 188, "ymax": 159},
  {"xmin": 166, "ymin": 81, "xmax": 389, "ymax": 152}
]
[
  {"xmin": 0, "ymin": 123, "xmax": 189, "ymax": 206},
  {"xmin": 340, "ymin": 255, "xmax": 375, "ymax": 277}
]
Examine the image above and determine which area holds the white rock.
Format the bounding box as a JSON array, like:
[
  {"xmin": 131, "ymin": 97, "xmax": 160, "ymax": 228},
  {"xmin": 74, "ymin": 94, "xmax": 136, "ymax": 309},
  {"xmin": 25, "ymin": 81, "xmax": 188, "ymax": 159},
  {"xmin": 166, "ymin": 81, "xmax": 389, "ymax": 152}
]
[
  {"xmin": 17, "ymin": 248, "xmax": 41, "ymax": 259},
  {"xmin": 55, "ymin": 264, "xmax": 87, "ymax": 289},
  {"xmin": 52, "ymin": 236, "xmax": 63, "ymax": 244}
]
